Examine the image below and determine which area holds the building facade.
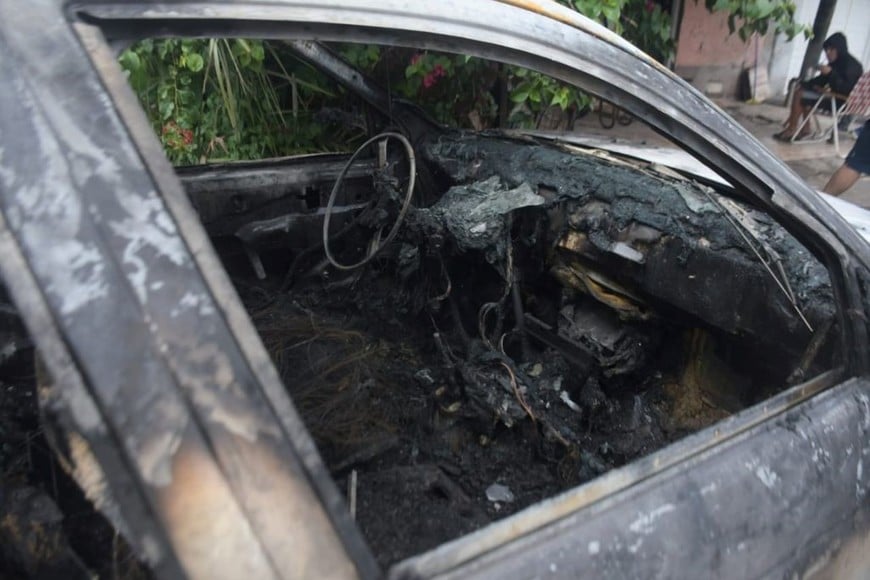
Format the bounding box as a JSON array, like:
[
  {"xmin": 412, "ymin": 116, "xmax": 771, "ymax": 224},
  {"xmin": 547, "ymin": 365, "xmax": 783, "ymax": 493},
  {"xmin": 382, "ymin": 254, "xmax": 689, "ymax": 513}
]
[{"xmin": 674, "ymin": 0, "xmax": 869, "ymax": 101}]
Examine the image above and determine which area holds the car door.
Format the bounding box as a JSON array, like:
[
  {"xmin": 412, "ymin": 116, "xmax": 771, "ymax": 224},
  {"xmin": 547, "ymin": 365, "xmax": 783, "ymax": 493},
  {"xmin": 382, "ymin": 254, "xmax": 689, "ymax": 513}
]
[{"xmin": 1, "ymin": 1, "xmax": 868, "ymax": 579}]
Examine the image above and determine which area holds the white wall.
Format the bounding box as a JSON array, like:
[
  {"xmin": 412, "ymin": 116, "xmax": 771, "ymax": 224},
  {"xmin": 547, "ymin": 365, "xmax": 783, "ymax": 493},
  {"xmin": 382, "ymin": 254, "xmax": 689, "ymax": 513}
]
[
  {"xmin": 767, "ymin": 0, "xmax": 817, "ymax": 99},
  {"xmin": 767, "ymin": 0, "xmax": 870, "ymax": 100},
  {"xmin": 827, "ymin": 0, "xmax": 870, "ymax": 82}
]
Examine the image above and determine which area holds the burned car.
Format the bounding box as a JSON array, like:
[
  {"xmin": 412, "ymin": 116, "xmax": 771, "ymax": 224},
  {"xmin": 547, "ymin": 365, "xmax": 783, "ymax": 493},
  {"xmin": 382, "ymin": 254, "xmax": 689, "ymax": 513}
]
[{"xmin": 1, "ymin": 1, "xmax": 870, "ymax": 579}]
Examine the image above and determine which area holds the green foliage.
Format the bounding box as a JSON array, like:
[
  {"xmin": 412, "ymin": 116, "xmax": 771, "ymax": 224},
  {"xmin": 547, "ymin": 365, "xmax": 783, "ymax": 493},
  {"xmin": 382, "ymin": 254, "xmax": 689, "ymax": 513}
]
[
  {"xmin": 117, "ymin": 1, "xmax": 810, "ymax": 163},
  {"xmin": 400, "ymin": 52, "xmax": 499, "ymax": 128},
  {"xmin": 119, "ymin": 39, "xmax": 361, "ymax": 165},
  {"xmin": 701, "ymin": 0, "xmax": 811, "ymax": 41},
  {"xmin": 562, "ymin": 0, "xmax": 675, "ymax": 63},
  {"xmin": 569, "ymin": 0, "xmax": 630, "ymax": 30},
  {"xmin": 507, "ymin": 66, "xmax": 591, "ymax": 128},
  {"xmin": 622, "ymin": 1, "xmax": 676, "ymax": 63},
  {"xmin": 340, "ymin": 43, "xmax": 382, "ymax": 72},
  {"xmin": 506, "ymin": 0, "xmax": 678, "ymax": 130}
]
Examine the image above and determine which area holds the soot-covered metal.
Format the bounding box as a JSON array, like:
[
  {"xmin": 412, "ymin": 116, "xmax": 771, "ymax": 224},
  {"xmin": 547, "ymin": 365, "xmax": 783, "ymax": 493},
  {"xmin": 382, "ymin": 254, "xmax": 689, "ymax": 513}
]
[{"xmin": 3, "ymin": 4, "xmax": 869, "ymax": 577}]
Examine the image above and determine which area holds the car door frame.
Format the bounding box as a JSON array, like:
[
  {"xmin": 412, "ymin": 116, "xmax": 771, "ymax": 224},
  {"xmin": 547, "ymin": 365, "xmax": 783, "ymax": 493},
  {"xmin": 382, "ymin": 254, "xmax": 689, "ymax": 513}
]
[{"xmin": 1, "ymin": 0, "xmax": 868, "ymax": 578}]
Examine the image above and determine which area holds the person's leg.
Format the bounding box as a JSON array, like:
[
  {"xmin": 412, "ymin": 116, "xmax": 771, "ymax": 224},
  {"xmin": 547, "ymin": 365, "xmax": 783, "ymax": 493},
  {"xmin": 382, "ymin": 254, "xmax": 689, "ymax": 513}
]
[
  {"xmin": 796, "ymin": 103, "xmax": 813, "ymax": 137},
  {"xmin": 782, "ymin": 85, "xmax": 804, "ymax": 134},
  {"xmin": 826, "ymin": 122, "xmax": 870, "ymax": 195},
  {"xmin": 823, "ymin": 164, "xmax": 860, "ymax": 196},
  {"xmin": 777, "ymin": 86, "xmax": 816, "ymax": 139},
  {"xmin": 791, "ymin": 90, "xmax": 824, "ymax": 138}
]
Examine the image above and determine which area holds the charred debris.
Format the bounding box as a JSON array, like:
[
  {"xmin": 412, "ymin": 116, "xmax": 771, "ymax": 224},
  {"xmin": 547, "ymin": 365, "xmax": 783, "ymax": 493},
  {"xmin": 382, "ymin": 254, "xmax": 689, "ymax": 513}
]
[
  {"xmin": 0, "ymin": 289, "xmax": 151, "ymax": 579},
  {"xmin": 180, "ymin": 129, "xmax": 836, "ymax": 564}
]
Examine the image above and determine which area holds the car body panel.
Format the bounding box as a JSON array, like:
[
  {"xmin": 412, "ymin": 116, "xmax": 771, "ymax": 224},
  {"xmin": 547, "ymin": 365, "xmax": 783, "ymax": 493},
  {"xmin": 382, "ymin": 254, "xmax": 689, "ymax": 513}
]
[{"xmin": 1, "ymin": 1, "xmax": 869, "ymax": 578}]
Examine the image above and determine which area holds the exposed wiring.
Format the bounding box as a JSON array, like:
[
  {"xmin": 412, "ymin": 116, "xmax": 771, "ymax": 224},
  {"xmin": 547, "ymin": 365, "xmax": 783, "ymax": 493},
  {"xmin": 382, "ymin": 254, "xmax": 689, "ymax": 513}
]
[
  {"xmin": 478, "ymin": 224, "xmax": 515, "ymax": 348},
  {"xmin": 429, "ymin": 257, "xmax": 453, "ymax": 304},
  {"xmin": 701, "ymin": 189, "xmax": 813, "ymax": 332},
  {"xmin": 500, "ymin": 361, "xmax": 536, "ymax": 425}
]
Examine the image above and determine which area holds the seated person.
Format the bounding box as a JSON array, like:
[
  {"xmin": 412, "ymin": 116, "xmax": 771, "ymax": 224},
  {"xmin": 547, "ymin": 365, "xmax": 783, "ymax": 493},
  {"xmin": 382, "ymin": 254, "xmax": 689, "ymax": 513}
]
[{"xmin": 775, "ymin": 32, "xmax": 863, "ymax": 141}]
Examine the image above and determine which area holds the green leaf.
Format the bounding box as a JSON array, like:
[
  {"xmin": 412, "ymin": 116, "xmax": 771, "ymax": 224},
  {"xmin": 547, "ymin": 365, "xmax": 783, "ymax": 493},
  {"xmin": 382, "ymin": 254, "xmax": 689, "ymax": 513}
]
[
  {"xmin": 251, "ymin": 42, "xmax": 265, "ymax": 63},
  {"xmin": 602, "ymin": 6, "xmax": 619, "ymax": 24},
  {"xmin": 510, "ymin": 89, "xmax": 530, "ymax": 103},
  {"xmin": 157, "ymin": 42, "xmax": 169, "ymax": 61},
  {"xmin": 119, "ymin": 50, "xmax": 141, "ymax": 72},
  {"xmin": 178, "ymin": 89, "xmax": 196, "ymax": 105},
  {"xmin": 755, "ymin": 0, "xmax": 775, "ymax": 18},
  {"xmin": 551, "ymin": 88, "xmax": 571, "ymax": 110},
  {"xmin": 186, "ymin": 53, "xmax": 204, "ymax": 72},
  {"xmin": 159, "ymin": 100, "xmax": 175, "ymax": 120}
]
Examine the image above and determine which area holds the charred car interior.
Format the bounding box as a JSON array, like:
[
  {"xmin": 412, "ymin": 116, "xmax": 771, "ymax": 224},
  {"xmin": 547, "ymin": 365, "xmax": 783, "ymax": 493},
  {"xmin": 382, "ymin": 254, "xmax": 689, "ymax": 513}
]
[
  {"xmin": 2, "ymin": 2, "xmax": 870, "ymax": 579},
  {"xmin": 176, "ymin": 43, "xmax": 840, "ymax": 566}
]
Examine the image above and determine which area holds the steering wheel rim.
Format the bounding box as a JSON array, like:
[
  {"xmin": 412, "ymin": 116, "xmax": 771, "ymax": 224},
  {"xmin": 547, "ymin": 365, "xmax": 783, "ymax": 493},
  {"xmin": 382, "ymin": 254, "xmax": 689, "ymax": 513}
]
[{"xmin": 322, "ymin": 131, "xmax": 416, "ymax": 271}]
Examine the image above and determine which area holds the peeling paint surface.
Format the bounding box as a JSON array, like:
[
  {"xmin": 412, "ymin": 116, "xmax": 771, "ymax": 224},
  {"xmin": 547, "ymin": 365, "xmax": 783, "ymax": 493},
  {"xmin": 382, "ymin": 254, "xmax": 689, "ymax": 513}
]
[
  {"xmin": 108, "ymin": 190, "xmax": 189, "ymax": 303},
  {"xmin": 588, "ymin": 541, "xmax": 600, "ymax": 555},
  {"xmin": 0, "ymin": 4, "xmax": 375, "ymax": 577},
  {"xmin": 628, "ymin": 504, "xmax": 675, "ymax": 535},
  {"xmin": 754, "ymin": 466, "xmax": 779, "ymax": 490},
  {"xmin": 700, "ymin": 482, "xmax": 717, "ymax": 495},
  {"xmin": 173, "ymin": 342, "xmax": 281, "ymax": 443},
  {"xmin": 169, "ymin": 291, "xmax": 216, "ymax": 319}
]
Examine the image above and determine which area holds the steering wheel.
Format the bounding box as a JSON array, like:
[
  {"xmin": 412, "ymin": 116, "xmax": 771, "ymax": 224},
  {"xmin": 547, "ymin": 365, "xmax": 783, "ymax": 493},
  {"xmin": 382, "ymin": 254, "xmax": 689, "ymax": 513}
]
[{"xmin": 322, "ymin": 131, "xmax": 416, "ymax": 271}]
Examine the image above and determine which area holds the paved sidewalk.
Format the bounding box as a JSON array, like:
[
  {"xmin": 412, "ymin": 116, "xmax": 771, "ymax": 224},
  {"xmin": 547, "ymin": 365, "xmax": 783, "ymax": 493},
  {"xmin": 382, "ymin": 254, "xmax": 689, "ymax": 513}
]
[
  {"xmin": 718, "ymin": 98, "xmax": 870, "ymax": 209},
  {"xmin": 570, "ymin": 98, "xmax": 870, "ymax": 209}
]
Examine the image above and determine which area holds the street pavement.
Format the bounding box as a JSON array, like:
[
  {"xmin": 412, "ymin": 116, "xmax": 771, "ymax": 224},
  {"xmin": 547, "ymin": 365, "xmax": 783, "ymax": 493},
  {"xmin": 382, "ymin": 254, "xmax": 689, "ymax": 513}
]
[
  {"xmin": 569, "ymin": 98, "xmax": 870, "ymax": 210},
  {"xmin": 719, "ymin": 98, "xmax": 870, "ymax": 209}
]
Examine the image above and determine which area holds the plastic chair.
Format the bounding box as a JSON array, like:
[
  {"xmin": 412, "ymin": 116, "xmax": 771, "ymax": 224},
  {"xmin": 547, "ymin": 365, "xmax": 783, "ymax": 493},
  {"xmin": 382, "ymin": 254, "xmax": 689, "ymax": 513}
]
[{"xmin": 791, "ymin": 71, "xmax": 870, "ymax": 155}]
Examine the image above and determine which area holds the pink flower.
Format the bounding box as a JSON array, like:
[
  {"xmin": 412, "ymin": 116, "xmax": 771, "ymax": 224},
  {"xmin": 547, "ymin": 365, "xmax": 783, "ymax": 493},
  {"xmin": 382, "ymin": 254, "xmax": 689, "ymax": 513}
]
[
  {"xmin": 422, "ymin": 72, "xmax": 437, "ymax": 89},
  {"xmin": 645, "ymin": 0, "xmax": 654, "ymax": 12},
  {"xmin": 433, "ymin": 64, "xmax": 446, "ymax": 78},
  {"xmin": 410, "ymin": 53, "xmax": 423, "ymax": 65}
]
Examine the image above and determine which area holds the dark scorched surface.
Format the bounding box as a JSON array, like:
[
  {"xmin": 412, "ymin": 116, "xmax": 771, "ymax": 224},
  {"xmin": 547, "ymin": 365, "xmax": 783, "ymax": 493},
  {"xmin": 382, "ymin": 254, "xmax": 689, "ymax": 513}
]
[{"xmin": 422, "ymin": 133, "xmax": 834, "ymax": 358}]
